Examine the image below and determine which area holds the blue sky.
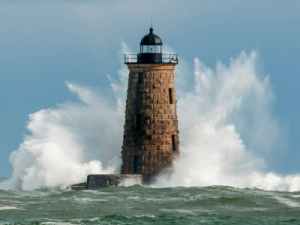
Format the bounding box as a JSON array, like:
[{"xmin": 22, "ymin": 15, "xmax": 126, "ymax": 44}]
[{"xmin": 1, "ymin": 0, "xmax": 300, "ymax": 177}]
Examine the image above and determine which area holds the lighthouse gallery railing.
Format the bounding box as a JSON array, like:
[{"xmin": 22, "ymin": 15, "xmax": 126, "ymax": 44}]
[{"xmin": 124, "ymin": 54, "xmax": 178, "ymax": 64}]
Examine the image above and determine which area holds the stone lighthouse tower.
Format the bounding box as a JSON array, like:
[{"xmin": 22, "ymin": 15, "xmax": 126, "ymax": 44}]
[{"xmin": 121, "ymin": 27, "xmax": 180, "ymax": 178}]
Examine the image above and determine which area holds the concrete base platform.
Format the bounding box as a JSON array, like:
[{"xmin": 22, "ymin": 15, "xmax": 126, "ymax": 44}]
[
  {"xmin": 66, "ymin": 182, "xmax": 86, "ymax": 190},
  {"xmin": 87, "ymin": 174, "xmax": 143, "ymax": 189},
  {"xmin": 67, "ymin": 174, "xmax": 143, "ymax": 190}
]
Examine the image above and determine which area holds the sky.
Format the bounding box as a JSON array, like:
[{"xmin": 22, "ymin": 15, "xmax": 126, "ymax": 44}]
[{"xmin": 1, "ymin": 0, "xmax": 300, "ymax": 178}]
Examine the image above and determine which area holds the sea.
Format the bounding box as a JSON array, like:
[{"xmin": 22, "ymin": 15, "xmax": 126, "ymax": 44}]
[{"xmin": 1, "ymin": 178, "xmax": 300, "ymax": 224}]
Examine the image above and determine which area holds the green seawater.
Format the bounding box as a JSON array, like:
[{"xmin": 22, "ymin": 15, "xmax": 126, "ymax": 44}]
[{"xmin": 1, "ymin": 178, "xmax": 300, "ymax": 224}]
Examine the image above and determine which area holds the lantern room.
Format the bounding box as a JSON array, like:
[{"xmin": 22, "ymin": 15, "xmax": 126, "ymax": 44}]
[{"xmin": 124, "ymin": 27, "xmax": 178, "ymax": 64}]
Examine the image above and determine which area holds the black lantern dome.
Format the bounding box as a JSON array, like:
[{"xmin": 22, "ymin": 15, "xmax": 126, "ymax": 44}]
[
  {"xmin": 140, "ymin": 27, "xmax": 163, "ymax": 45},
  {"xmin": 139, "ymin": 27, "xmax": 163, "ymax": 63}
]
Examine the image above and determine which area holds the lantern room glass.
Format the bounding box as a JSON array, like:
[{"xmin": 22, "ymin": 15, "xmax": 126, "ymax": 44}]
[
  {"xmin": 140, "ymin": 45, "xmax": 162, "ymax": 53},
  {"xmin": 156, "ymin": 45, "xmax": 161, "ymax": 53},
  {"xmin": 148, "ymin": 45, "xmax": 155, "ymax": 53}
]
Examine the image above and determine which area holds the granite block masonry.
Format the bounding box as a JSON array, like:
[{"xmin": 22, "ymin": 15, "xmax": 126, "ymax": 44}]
[{"xmin": 121, "ymin": 65, "xmax": 180, "ymax": 178}]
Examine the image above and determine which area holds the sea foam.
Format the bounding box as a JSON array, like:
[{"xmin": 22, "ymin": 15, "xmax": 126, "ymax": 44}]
[{"xmin": 1, "ymin": 44, "xmax": 300, "ymax": 191}]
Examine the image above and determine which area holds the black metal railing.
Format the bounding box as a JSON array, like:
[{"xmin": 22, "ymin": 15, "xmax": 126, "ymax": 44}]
[
  {"xmin": 162, "ymin": 54, "xmax": 179, "ymax": 63},
  {"xmin": 124, "ymin": 54, "xmax": 138, "ymax": 63},
  {"xmin": 124, "ymin": 54, "xmax": 179, "ymax": 64}
]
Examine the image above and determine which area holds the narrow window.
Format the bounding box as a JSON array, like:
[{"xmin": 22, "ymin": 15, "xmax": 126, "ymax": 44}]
[
  {"xmin": 169, "ymin": 88, "xmax": 173, "ymax": 104},
  {"xmin": 135, "ymin": 114, "xmax": 142, "ymax": 130},
  {"xmin": 133, "ymin": 155, "xmax": 141, "ymax": 174},
  {"xmin": 138, "ymin": 73, "xmax": 143, "ymax": 83},
  {"xmin": 172, "ymin": 135, "xmax": 176, "ymax": 151}
]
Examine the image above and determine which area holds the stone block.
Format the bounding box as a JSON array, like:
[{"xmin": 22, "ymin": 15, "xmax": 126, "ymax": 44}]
[
  {"xmin": 157, "ymin": 145, "xmax": 163, "ymax": 150},
  {"xmin": 143, "ymin": 151, "xmax": 150, "ymax": 156},
  {"xmin": 144, "ymin": 104, "xmax": 153, "ymax": 109},
  {"xmin": 144, "ymin": 83, "xmax": 152, "ymax": 88},
  {"xmin": 158, "ymin": 78, "xmax": 164, "ymax": 83},
  {"xmin": 144, "ymin": 114, "xmax": 152, "ymax": 119},
  {"xmin": 145, "ymin": 130, "xmax": 152, "ymax": 136},
  {"xmin": 153, "ymin": 104, "xmax": 162, "ymax": 109},
  {"xmin": 150, "ymin": 140, "xmax": 159, "ymax": 145},
  {"xmin": 149, "ymin": 150, "xmax": 157, "ymax": 155},
  {"xmin": 151, "ymin": 135, "xmax": 157, "ymax": 140},
  {"xmin": 157, "ymin": 99, "xmax": 165, "ymax": 104},
  {"xmin": 160, "ymin": 84, "xmax": 166, "ymax": 89},
  {"xmin": 143, "ymin": 94, "xmax": 153, "ymax": 99},
  {"xmin": 161, "ymin": 93, "xmax": 168, "ymax": 99},
  {"xmin": 153, "ymin": 115, "xmax": 161, "ymax": 119},
  {"xmin": 157, "ymin": 130, "xmax": 164, "ymax": 135},
  {"xmin": 142, "ymin": 140, "xmax": 149, "ymax": 145},
  {"xmin": 148, "ymin": 161, "xmax": 155, "ymax": 166},
  {"xmin": 142, "ymin": 89, "xmax": 149, "ymax": 94},
  {"xmin": 153, "ymin": 93, "xmax": 160, "ymax": 99},
  {"xmin": 158, "ymin": 120, "xmax": 164, "ymax": 124},
  {"xmin": 149, "ymin": 99, "xmax": 155, "ymax": 104},
  {"xmin": 151, "ymin": 109, "xmax": 158, "ymax": 114},
  {"xmin": 161, "ymin": 104, "xmax": 167, "ymax": 109},
  {"xmin": 147, "ymin": 155, "xmax": 154, "ymax": 160},
  {"xmin": 165, "ymin": 140, "xmax": 171, "ymax": 145},
  {"xmin": 155, "ymin": 124, "xmax": 162, "ymax": 130},
  {"xmin": 161, "ymin": 114, "xmax": 168, "ymax": 119},
  {"xmin": 144, "ymin": 145, "xmax": 152, "ymax": 150},
  {"xmin": 163, "ymin": 120, "xmax": 171, "ymax": 125},
  {"xmin": 144, "ymin": 109, "xmax": 152, "ymax": 114},
  {"xmin": 167, "ymin": 83, "xmax": 174, "ymax": 88}
]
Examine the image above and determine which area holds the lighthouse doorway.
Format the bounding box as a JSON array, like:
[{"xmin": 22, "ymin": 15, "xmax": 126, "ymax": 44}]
[{"xmin": 133, "ymin": 155, "xmax": 141, "ymax": 174}]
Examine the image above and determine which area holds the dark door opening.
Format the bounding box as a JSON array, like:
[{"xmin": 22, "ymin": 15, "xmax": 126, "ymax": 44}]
[
  {"xmin": 135, "ymin": 114, "xmax": 142, "ymax": 130},
  {"xmin": 138, "ymin": 73, "xmax": 144, "ymax": 83},
  {"xmin": 169, "ymin": 88, "xmax": 173, "ymax": 104},
  {"xmin": 172, "ymin": 135, "xmax": 176, "ymax": 151},
  {"xmin": 133, "ymin": 155, "xmax": 141, "ymax": 174}
]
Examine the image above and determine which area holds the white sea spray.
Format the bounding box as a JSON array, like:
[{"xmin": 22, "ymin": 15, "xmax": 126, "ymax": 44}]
[{"xmin": 1, "ymin": 44, "xmax": 300, "ymax": 191}]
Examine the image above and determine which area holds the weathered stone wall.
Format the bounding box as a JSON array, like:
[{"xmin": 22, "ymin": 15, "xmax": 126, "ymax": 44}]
[{"xmin": 121, "ymin": 64, "xmax": 180, "ymax": 177}]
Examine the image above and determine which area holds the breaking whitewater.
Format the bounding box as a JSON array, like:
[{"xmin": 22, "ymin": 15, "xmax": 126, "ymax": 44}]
[{"xmin": 1, "ymin": 47, "xmax": 300, "ymax": 192}]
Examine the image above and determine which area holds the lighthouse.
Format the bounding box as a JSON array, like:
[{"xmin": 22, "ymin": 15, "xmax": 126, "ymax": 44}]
[
  {"xmin": 122, "ymin": 27, "xmax": 180, "ymax": 178},
  {"xmin": 68, "ymin": 27, "xmax": 180, "ymax": 189}
]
